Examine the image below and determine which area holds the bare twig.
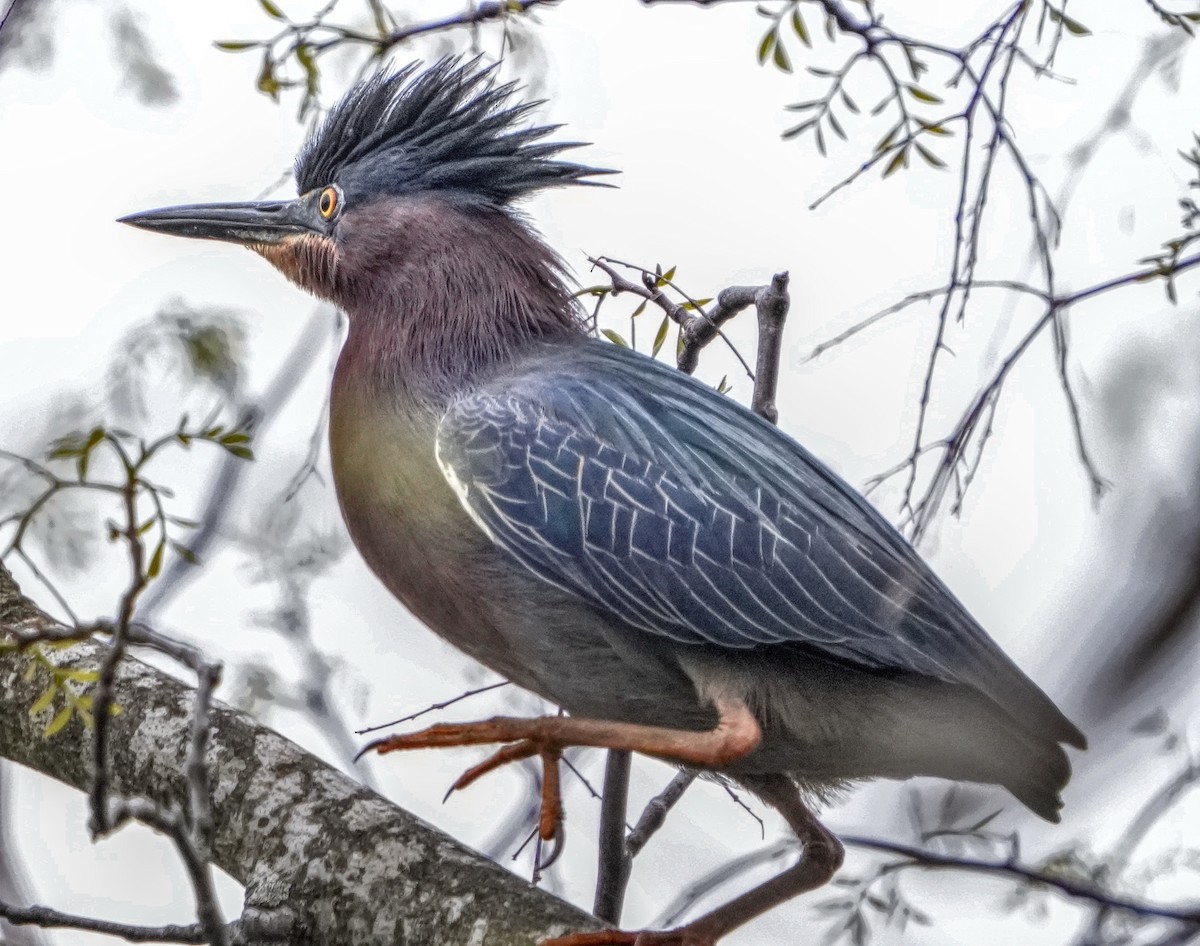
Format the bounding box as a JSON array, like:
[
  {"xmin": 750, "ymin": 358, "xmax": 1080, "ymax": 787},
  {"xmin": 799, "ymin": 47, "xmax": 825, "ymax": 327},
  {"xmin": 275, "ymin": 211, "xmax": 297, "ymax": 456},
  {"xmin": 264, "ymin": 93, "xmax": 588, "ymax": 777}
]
[
  {"xmin": 365, "ymin": 0, "xmax": 553, "ymax": 56},
  {"xmin": 841, "ymin": 835, "xmax": 1200, "ymax": 924},
  {"xmin": 0, "ymin": 902, "xmax": 216, "ymax": 943},
  {"xmin": 356, "ymin": 680, "xmax": 509, "ymax": 735},
  {"xmin": 626, "ymin": 771, "xmax": 698, "ymax": 860}
]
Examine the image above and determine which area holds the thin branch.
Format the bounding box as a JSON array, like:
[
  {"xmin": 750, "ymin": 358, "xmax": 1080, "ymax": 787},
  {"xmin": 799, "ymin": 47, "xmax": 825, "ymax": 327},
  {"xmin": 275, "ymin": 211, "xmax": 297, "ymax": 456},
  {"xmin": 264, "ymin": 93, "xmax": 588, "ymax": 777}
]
[
  {"xmin": 626, "ymin": 771, "xmax": 697, "ymax": 860},
  {"xmin": 356, "ymin": 680, "xmax": 509, "ymax": 735},
  {"xmin": 370, "ymin": 0, "xmax": 553, "ymax": 56},
  {"xmin": 0, "ymin": 902, "xmax": 215, "ymax": 944},
  {"xmin": 750, "ymin": 272, "xmax": 791, "ymax": 424},
  {"xmin": 841, "ymin": 835, "xmax": 1200, "ymax": 924},
  {"xmin": 593, "ymin": 750, "xmax": 632, "ymax": 923}
]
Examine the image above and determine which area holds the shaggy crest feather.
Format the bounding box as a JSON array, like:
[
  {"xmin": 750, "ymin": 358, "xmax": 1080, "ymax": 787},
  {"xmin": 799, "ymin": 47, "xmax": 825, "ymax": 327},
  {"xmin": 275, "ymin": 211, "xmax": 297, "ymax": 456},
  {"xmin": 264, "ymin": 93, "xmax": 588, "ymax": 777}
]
[{"xmin": 295, "ymin": 58, "xmax": 612, "ymax": 205}]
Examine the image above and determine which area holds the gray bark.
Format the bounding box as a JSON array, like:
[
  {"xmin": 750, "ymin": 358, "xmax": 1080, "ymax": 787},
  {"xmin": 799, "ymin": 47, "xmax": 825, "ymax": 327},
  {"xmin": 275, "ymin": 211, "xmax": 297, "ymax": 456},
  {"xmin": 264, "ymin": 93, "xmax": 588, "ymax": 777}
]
[{"xmin": 0, "ymin": 563, "xmax": 600, "ymax": 945}]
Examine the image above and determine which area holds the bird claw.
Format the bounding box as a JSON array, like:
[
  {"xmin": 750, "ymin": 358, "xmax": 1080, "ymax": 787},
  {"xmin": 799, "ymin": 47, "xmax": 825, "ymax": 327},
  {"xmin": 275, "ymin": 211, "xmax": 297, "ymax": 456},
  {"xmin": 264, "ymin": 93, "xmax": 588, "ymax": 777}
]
[
  {"xmin": 371, "ymin": 728, "xmax": 568, "ymax": 861},
  {"xmin": 534, "ymin": 820, "xmax": 566, "ymax": 872}
]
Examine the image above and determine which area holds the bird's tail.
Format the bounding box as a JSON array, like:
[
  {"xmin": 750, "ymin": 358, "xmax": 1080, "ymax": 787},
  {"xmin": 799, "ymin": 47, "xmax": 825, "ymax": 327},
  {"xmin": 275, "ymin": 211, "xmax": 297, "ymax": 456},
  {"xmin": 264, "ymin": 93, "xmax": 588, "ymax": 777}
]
[{"xmin": 994, "ymin": 726, "xmax": 1072, "ymax": 822}]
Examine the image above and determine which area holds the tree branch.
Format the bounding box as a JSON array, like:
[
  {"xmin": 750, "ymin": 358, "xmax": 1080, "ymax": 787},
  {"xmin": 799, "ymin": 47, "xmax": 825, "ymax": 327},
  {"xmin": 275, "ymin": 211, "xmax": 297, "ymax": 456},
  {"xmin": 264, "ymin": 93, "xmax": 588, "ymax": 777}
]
[{"xmin": 0, "ymin": 562, "xmax": 600, "ymax": 945}]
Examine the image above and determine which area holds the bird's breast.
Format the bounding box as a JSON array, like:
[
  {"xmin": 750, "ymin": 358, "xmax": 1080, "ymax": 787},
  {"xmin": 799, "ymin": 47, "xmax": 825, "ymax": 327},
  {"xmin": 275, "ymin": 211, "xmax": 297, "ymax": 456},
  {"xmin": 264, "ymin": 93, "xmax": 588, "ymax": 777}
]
[{"xmin": 328, "ymin": 372, "xmax": 541, "ymax": 687}]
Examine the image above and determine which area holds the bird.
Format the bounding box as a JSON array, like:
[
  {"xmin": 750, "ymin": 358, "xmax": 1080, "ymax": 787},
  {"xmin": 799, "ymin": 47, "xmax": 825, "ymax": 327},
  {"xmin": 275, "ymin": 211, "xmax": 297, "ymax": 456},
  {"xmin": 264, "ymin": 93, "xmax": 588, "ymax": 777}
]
[{"xmin": 121, "ymin": 58, "xmax": 1085, "ymax": 946}]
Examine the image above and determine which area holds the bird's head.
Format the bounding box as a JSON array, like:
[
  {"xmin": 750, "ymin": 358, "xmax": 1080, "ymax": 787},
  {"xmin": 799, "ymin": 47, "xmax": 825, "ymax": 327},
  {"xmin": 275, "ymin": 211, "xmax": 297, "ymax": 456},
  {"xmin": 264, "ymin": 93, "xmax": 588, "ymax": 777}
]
[{"xmin": 120, "ymin": 58, "xmax": 611, "ymax": 306}]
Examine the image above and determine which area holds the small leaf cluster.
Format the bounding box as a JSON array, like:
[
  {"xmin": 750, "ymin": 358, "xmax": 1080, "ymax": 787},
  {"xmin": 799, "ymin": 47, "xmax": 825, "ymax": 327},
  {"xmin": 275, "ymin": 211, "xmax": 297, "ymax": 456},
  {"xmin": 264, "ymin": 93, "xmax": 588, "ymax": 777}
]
[
  {"xmin": 215, "ymin": 0, "xmax": 376, "ymax": 119},
  {"xmin": 3, "ymin": 416, "xmax": 256, "ymax": 616},
  {"xmin": 17, "ymin": 643, "xmax": 121, "ymax": 737},
  {"xmin": 581, "ymin": 263, "xmax": 712, "ymax": 360},
  {"xmin": 1138, "ymin": 135, "xmax": 1200, "ymax": 303},
  {"xmin": 755, "ymin": 1, "xmax": 953, "ymax": 174},
  {"xmin": 1141, "ymin": 0, "xmax": 1200, "ymax": 35},
  {"xmin": 817, "ymin": 871, "xmax": 930, "ymax": 946},
  {"xmin": 817, "ymin": 787, "xmax": 1010, "ymax": 945}
]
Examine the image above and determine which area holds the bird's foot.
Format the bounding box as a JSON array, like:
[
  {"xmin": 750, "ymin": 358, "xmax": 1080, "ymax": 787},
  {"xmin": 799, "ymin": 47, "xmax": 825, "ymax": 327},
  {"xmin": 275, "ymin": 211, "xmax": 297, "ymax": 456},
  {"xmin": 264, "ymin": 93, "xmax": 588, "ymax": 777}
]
[
  {"xmin": 541, "ymin": 924, "xmax": 717, "ymax": 946},
  {"xmin": 362, "ymin": 724, "xmax": 568, "ymax": 861},
  {"xmin": 359, "ymin": 703, "xmax": 761, "ymax": 873}
]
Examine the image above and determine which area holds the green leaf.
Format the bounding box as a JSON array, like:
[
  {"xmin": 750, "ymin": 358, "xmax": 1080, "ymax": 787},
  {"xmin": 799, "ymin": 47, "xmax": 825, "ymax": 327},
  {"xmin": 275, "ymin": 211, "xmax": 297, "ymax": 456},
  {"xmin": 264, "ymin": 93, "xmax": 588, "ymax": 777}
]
[
  {"xmin": 295, "ymin": 43, "xmax": 319, "ymax": 95},
  {"xmin": 660, "ymin": 265, "xmax": 677, "ymax": 284},
  {"xmin": 225, "ymin": 444, "xmax": 254, "ymax": 461},
  {"xmin": 1047, "ymin": 6, "xmax": 1090, "ymax": 35},
  {"xmin": 915, "ymin": 143, "xmax": 946, "ymax": 168},
  {"xmin": 651, "ymin": 315, "xmax": 671, "ymax": 357},
  {"xmin": 215, "ymin": 41, "xmax": 258, "ymax": 51},
  {"xmin": 44, "ymin": 706, "xmax": 73, "ymax": 737},
  {"xmin": 219, "ymin": 432, "xmax": 251, "ymax": 445},
  {"xmin": 259, "ymin": 0, "xmax": 286, "ymax": 20},
  {"xmin": 257, "ymin": 58, "xmax": 281, "ymax": 101},
  {"xmin": 773, "ymin": 41, "xmax": 792, "ymax": 73},
  {"xmin": 170, "ymin": 541, "xmax": 200, "ymax": 566},
  {"xmin": 601, "ymin": 328, "xmax": 629, "ymax": 347},
  {"xmin": 757, "ymin": 28, "xmax": 776, "ymax": 65},
  {"xmin": 631, "ymin": 301, "xmax": 647, "ymax": 318},
  {"xmin": 29, "ymin": 684, "xmax": 57, "ymax": 716},
  {"xmin": 882, "ymin": 146, "xmax": 908, "ymax": 178},
  {"xmin": 791, "ymin": 7, "xmax": 810, "ymax": 47},
  {"xmin": 1060, "ymin": 13, "xmax": 1090, "ymax": 35},
  {"xmin": 782, "ymin": 118, "xmax": 818, "ymax": 140},
  {"xmin": 148, "ymin": 539, "xmax": 165, "ymax": 580},
  {"xmin": 905, "ymin": 85, "xmax": 943, "ymax": 105},
  {"xmin": 60, "ymin": 668, "xmax": 100, "ymax": 683},
  {"xmin": 827, "ymin": 110, "xmax": 846, "ymax": 141},
  {"xmin": 874, "ymin": 124, "xmax": 901, "ymax": 154}
]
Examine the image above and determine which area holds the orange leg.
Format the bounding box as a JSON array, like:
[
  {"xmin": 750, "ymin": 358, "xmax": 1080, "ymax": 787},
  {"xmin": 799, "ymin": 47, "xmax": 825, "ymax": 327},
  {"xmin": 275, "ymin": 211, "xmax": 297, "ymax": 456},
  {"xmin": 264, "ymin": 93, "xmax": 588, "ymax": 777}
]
[
  {"xmin": 362, "ymin": 698, "xmax": 761, "ymax": 851},
  {"xmin": 542, "ymin": 774, "xmax": 844, "ymax": 946}
]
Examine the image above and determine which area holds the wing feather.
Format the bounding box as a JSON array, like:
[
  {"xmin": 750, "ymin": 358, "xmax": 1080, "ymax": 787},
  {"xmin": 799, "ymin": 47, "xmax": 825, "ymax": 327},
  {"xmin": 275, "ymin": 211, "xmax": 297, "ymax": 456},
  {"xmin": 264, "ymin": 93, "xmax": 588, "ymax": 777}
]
[{"xmin": 436, "ymin": 339, "xmax": 1085, "ymax": 747}]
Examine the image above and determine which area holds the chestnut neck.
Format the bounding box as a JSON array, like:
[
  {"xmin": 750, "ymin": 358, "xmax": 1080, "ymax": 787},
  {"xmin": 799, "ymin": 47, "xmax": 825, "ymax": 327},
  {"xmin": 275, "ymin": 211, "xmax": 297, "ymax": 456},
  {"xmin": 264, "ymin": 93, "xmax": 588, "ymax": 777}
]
[{"xmin": 332, "ymin": 197, "xmax": 584, "ymax": 406}]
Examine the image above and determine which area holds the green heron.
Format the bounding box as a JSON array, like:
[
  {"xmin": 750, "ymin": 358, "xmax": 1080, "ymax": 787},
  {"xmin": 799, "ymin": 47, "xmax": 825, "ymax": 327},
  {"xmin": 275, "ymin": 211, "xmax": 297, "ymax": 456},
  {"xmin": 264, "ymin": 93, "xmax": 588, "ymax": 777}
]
[{"xmin": 121, "ymin": 59, "xmax": 1085, "ymax": 946}]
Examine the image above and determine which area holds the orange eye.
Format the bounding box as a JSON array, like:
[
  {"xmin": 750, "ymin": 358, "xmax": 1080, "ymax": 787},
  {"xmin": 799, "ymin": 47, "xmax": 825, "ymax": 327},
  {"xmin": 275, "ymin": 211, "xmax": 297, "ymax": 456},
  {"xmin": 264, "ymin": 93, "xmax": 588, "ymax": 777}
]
[{"xmin": 318, "ymin": 186, "xmax": 338, "ymax": 219}]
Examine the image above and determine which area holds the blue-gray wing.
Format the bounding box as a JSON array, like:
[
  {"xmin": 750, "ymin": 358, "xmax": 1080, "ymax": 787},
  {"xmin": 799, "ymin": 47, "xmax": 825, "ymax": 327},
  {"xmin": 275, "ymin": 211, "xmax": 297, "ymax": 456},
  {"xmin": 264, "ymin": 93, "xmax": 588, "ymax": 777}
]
[{"xmin": 436, "ymin": 339, "xmax": 1083, "ymax": 746}]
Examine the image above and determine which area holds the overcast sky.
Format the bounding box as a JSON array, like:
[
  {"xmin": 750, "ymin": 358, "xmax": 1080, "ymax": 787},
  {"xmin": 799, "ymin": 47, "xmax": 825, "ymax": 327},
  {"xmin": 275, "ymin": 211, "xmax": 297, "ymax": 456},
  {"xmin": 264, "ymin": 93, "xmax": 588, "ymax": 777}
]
[{"xmin": 2, "ymin": 2, "xmax": 1199, "ymax": 944}]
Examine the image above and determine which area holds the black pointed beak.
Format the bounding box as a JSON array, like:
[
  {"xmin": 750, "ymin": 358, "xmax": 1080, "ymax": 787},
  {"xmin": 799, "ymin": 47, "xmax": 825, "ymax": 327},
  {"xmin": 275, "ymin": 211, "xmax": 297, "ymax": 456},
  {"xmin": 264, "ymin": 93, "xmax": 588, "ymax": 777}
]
[{"xmin": 118, "ymin": 199, "xmax": 322, "ymax": 246}]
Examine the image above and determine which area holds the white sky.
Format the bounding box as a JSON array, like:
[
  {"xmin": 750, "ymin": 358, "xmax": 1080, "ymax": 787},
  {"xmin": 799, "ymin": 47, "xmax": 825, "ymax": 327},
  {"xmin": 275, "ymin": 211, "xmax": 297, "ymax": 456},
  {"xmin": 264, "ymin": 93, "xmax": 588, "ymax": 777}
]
[{"xmin": 2, "ymin": 2, "xmax": 1199, "ymax": 944}]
